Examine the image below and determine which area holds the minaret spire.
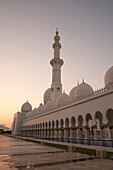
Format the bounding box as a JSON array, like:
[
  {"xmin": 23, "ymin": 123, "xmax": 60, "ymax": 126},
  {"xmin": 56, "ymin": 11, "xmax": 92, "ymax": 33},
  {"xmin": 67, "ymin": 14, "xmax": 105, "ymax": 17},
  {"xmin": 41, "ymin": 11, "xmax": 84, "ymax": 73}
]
[
  {"xmin": 52, "ymin": 27, "xmax": 61, "ymax": 59},
  {"xmin": 50, "ymin": 29, "xmax": 64, "ymax": 101},
  {"xmin": 56, "ymin": 27, "xmax": 58, "ymax": 34}
]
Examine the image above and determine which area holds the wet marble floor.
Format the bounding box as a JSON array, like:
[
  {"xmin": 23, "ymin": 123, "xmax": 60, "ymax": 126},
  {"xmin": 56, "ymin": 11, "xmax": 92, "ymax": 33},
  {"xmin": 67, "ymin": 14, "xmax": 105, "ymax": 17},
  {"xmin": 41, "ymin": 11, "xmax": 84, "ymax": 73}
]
[{"xmin": 0, "ymin": 135, "xmax": 113, "ymax": 169}]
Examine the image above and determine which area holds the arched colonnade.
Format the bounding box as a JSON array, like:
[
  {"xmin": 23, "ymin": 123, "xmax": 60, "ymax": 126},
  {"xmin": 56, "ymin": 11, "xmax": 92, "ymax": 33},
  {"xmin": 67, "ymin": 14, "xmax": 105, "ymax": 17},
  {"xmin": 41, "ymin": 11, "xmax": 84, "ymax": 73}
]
[{"xmin": 21, "ymin": 109, "xmax": 113, "ymax": 140}]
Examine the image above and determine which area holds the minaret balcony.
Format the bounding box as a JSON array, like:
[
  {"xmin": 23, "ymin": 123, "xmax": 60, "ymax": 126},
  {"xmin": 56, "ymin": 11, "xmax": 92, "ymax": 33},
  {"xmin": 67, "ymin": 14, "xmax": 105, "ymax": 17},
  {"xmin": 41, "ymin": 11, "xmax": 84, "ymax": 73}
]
[
  {"xmin": 50, "ymin": 58, "xmax": 64, "ymax": 66},
  {"xmin": 53, "ymin": 42, "xmax": 61, "ymax": 49}
]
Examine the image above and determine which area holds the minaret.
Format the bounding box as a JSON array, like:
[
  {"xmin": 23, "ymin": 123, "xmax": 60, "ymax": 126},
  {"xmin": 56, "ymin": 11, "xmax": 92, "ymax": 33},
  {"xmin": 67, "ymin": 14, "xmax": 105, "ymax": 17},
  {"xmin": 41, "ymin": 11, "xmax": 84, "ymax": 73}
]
[{"xmin": 50, "ymin": 29, "xmax": 64, "ymax": 101}]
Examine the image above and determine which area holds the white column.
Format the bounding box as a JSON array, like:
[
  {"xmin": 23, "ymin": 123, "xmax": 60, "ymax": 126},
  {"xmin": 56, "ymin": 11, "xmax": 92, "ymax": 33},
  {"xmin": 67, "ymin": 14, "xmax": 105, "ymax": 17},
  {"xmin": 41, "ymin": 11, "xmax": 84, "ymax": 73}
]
[
  {"xmin": 70, "ymin": 128, "xmax": 76, "ymax": 139},
  {"xmin": 47, "ymin": 129, "xmax": 49, "ymax": 138},
  {"xmin": 56, "ymin": 130, "xmax": 59, "ymax": 138},
  {"xmin": 54, "ymin": 129, "xmax": 57, "ymax": 138},
  {"xmin": 76, "ymin": 127, "xmax": 80, "ymax": 139},
  {"xmin": 83, "ymin": 126, "xmax": 88, "ymax": 139},
  {"xmin": 64, "ymin": 128, "xmax": 67, "ymax": 138},
  {"xmin": 93, "ymin": 125, "xmax": 97, "ymax": 139},
  {"xmin": 59, "ymin": 128, "xmax": 63, "ymax": 138},
  {"xmin": 109, "ymin": 127, "xmax": 113, "ymax": 139}
]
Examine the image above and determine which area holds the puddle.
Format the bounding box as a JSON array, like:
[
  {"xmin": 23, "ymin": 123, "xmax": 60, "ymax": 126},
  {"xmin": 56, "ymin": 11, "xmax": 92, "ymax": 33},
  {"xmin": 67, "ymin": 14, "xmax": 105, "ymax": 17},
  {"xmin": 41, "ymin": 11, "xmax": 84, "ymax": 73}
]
[
  {"xmin": 10, "ymin": 150, "xmax": 65, "ymax": 157},
  {"xmin": 14, "ymin": 157, "xmax": 96, "ymax": 169}
]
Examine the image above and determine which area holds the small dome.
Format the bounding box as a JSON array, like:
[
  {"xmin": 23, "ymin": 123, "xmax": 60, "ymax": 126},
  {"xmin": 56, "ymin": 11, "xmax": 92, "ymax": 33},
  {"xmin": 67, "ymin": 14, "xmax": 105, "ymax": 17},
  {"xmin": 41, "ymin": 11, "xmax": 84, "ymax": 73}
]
[
  {"xmin": 26, "ymin": 111, "xmax": 31, "ymax": 118},
  {"xmin": 74, "ymin": 82, "xmax": 94, "ymax": 100},
  {"xmin": 35, "ymin": 108, "xmax": 39, "ymax": 114},
  {"xmin": 34, "ymin": 108, "xmax": 40, "ymax": 115},
  {"xmin": 32, "ymin": 108, "xmax": 37, "ymax": 117},
  {"xmin": 38, "ymin": 103, "xmax": 44, "ymax": 115},
  {"xmin": 44, "ymin": 101, "xmax": 56, "ymax": 111},
  {"xmin": 21, "ymin": 101, "xmax": 32, "ymax": 113},
  {"xmin": 44, "ymin": 88, "xmax": 51, "ymax": 104},
  {"xmin": 104, "ymin": 66, "xmax": 113, "ymax": 89},
  {"xmin": 69, "ymin": 86, "xmax": 77, "ymax": 100},
  {"xmin": 29, "ymin": 111, "xmax": 33, "ymax": 118},
  {"xmin": 56, "ymin": 93, "xmax": 71, "ymax": 107}
]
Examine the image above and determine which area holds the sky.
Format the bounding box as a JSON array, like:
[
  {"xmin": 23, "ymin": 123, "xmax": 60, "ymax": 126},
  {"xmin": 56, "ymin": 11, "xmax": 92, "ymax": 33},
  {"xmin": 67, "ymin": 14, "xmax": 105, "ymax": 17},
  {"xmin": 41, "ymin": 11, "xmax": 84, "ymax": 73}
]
[{"xmin": 0, "ymin": 0, "xmax": 113, "ymax": 128}]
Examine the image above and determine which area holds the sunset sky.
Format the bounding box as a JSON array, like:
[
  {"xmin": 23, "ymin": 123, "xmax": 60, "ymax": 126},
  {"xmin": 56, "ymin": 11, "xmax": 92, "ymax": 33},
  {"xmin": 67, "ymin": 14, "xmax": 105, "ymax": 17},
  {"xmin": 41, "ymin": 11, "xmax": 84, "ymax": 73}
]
[{"xmin": 0, "ymin": 0, "xmax": 113, "ymax": 128}]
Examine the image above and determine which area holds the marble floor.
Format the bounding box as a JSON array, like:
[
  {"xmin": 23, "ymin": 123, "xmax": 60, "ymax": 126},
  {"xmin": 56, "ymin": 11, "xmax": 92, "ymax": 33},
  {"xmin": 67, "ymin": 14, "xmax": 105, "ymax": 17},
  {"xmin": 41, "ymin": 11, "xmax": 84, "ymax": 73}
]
[{"xmin": 0, "ymin": 135, "xmax": 113, "ymax": 169}]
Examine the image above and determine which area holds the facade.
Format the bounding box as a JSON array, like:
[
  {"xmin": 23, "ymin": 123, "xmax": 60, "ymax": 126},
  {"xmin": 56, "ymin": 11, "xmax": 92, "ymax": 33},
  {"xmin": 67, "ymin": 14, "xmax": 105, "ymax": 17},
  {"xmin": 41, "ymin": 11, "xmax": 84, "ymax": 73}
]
[{"xmin": 12, "ymin": 30, "xmax": 113, "ymax": 144}]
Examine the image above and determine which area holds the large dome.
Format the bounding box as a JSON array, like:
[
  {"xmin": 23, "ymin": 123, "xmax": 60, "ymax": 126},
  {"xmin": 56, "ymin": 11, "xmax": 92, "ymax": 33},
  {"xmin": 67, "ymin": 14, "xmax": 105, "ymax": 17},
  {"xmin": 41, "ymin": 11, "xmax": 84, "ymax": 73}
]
[
  {"xmin": 69, "ymin": 86, "xmax": 77, "ymax": 100},
  {"xmin": 74, "ymin": 82, "xmax": 94, "ymax": 100},
  {"xmin": 44, "ymin": 101, "xmax": 56, "ymax": 111},
  {"xmin": 56, "ymin": 93, "xmax": 71, "ymax": 107},
  {"xmin": 21, "ymin": 101, "xmax": 32, "ymax": 113},
  {"xmin": 44, "ymin": 88, "xmax": 51, "ymax": 104},
  {"xmin": 104, "ymin": 66, "xmax": 113, "ymax": 89}
]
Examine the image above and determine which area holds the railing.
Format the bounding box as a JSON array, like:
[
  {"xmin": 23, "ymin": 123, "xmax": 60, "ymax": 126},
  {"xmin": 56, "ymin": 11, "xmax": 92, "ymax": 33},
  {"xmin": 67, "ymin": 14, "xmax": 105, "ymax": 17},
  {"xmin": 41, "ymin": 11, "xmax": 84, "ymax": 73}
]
[{"xmin": 94, "ymin": 87, "xmax": 107, "ymax": 95}]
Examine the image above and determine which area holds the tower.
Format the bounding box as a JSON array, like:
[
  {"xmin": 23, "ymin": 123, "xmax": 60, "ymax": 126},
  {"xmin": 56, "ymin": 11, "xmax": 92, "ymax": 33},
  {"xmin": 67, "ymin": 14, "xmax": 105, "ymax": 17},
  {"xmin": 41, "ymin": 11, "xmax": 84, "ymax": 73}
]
[{"xmin": 50, "ymin": 29, "xmax": 64, "ymax": 101}]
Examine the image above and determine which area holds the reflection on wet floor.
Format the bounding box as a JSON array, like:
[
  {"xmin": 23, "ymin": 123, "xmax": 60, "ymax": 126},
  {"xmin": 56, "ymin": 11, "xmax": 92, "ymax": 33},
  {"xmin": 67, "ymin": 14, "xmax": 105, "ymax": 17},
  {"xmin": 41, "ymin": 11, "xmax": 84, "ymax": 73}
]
[
  {"xmin": 0, "ymin": 135, "xmax": 113, "ymax": 170},
  {"xmin": 8, "ymin": 150, "xmax": 65, "ymax": 156},
  {"xmin": 0, "ymin": 154, "xmax": 11, "ymax": 162},
  {"xmin": 13, "ymin": 157, "xmax": 96, "ymax": 169},
  {"xmin": 0, "ymin": 155, "xmax": 9, "ymax": 158},
  {"xmin": 0, "ymin": 145, "xmax": 10, "ymax": 147}
]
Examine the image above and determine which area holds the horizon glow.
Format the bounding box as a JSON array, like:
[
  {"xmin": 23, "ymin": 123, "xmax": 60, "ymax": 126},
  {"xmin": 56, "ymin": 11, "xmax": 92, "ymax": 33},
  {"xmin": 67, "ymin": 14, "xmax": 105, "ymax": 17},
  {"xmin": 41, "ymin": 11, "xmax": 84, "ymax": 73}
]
[{"xmin": 0, "ymin": 0, "xmax": 113, "ymax": 128}]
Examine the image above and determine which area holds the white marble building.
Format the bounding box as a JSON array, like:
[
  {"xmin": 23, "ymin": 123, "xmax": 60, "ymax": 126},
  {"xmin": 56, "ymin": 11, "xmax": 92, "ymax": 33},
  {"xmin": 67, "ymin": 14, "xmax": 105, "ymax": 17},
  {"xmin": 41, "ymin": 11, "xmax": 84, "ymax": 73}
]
[{"xmin": 12, "ymin": 30, "xmax": 113, "ymax": 143}]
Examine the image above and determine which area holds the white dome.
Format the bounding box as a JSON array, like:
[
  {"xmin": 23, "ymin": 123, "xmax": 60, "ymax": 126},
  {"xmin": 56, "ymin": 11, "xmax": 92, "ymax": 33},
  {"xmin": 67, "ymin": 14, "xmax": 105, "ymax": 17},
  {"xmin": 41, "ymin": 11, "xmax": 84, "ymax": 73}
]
[
  {"xmin": 44, "ymin": 88, "xmax": 51, "ymax": 104},
  {"xmin": 44, "ymin": 101, "xmax": 56, "ymax": 111},
  {"xmin": 56, "ymin": 93, "xmax": 71, "ymax": 107},
  {"xmin": 35, "ymin": 108, "xmax": 39, "ymax": 114},
  {"xmin": 74, "ymin": 82, "xmax": 94, "ymax": 100},
  {"xmin": 21, "ymin": 101, "xmax": 32, "ymax": 113},
  {"xmin": 104, "ymin": 66, "xmax": 113, "ymax": 89},
  {"xmin": 69, "ymin": 86, "xmax": 77, "ymax": 100},
  {"xmin": 38, "ymin": 103, "xmax": 44, "ymax": 115},
  {"xmin": 32, "ymin": 108, "xmax": 37, "ymax": 117},
  {"xmin": 29, "ymin": 111, "xmax": 33, "ymax": 118},
  {"xmin": 26, "ymin": 111, "xmax": 31, "ymax": 118},
  {"xmin": 26, "ymin": 111, "xmax": 32, "ymax": 118}
]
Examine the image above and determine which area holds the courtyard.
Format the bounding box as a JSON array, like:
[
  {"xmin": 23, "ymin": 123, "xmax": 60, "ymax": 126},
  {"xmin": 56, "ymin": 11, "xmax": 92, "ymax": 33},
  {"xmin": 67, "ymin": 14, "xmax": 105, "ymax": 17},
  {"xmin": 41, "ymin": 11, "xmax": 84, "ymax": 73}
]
[{"xmin": 0, "ymin": 135, "xmax": 113, "ymax": 169}]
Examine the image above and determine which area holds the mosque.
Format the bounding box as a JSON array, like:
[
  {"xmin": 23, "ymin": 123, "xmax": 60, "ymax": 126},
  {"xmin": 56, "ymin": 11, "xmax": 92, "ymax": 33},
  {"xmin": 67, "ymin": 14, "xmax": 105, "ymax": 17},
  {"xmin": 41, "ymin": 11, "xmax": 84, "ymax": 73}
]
[{"xmin": 12, "ymin": 29, "xmax": 113, "ymax": 145}]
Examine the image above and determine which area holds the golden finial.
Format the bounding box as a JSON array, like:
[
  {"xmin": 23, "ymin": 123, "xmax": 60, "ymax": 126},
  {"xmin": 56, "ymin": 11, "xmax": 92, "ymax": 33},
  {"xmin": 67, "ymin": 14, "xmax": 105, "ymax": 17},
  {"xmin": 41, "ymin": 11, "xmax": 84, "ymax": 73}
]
[
  {"xmin": 56, "ymin": 27, "xmax": 59, "ymax": 35},
  {"xmin": 77, "ymin": 81, "xmax": 79, "ymax": 86},
  {"xmin": 82, "ymin": 79, "xmax": 84, "ymax": 83}
]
